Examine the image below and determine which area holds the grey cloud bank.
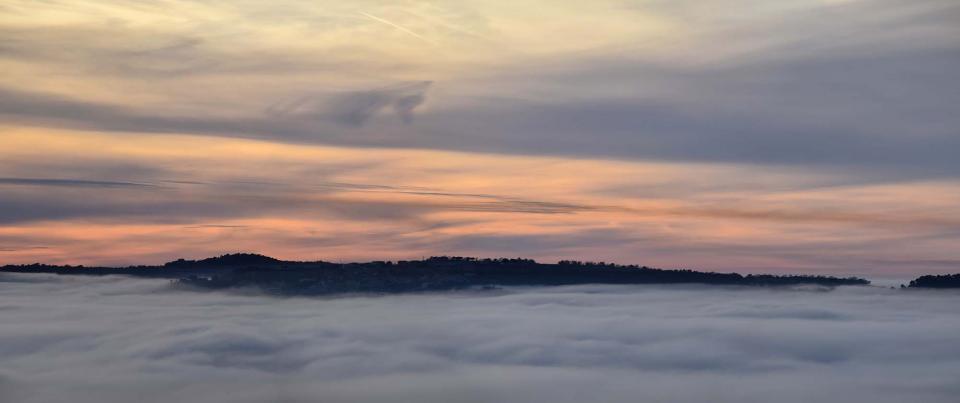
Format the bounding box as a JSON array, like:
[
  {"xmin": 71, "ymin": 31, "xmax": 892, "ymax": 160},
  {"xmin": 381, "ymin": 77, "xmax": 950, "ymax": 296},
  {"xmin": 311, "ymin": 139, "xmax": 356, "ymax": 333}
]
[
  {"xmin": 1, "ymin": 1, "xmax": 957, "ymax": 177},
  {"xmin": 1, "ymin": 274, "xmax": 958, "ymax": 403}
]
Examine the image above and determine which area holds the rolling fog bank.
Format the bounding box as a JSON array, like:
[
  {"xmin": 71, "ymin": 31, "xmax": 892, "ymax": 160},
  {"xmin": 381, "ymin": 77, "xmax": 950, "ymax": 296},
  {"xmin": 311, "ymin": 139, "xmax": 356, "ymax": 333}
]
[{"xmin": 1, "ymin": 273, "xmax": 958, "ymax": 403}]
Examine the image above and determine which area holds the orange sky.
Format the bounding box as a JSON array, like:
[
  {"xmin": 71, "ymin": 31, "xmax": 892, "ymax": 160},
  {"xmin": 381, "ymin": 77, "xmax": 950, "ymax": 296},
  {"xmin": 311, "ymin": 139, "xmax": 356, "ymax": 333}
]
[{"xmin": 1, "ymin": 0, "xmax": 959, "ymax": 275}]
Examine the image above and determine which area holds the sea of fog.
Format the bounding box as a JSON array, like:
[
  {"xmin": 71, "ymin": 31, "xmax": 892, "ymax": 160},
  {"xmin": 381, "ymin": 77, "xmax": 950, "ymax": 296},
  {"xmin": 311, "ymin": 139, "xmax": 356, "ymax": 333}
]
[{"xmin": 1, "ymin": 273, "xmax": 958, "ymax": 403}]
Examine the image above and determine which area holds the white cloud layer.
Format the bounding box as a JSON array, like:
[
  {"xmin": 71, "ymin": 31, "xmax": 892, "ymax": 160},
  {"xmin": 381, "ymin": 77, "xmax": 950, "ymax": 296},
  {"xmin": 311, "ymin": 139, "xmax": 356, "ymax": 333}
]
[{"xmin": 1, "ymin": 274, "xmax": 958, "ymax": 402}]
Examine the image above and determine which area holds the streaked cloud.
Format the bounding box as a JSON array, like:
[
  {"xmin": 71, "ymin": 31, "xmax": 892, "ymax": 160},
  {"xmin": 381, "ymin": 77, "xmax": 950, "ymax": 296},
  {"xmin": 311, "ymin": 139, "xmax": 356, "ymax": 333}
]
[
  {"xmin": 1, "ymin": 130, "xmax": 958, "ymax": 274},
  {"xmin": 0, "ymin": 0, "xmax": 957, "ymax": 274},
  {"xmin": 0, "ymin": 178, "xmax": 156, "ymax": 188},
  {"xmin": 268, "ymin": 81, "xmax": 433, "ymax": 127}
]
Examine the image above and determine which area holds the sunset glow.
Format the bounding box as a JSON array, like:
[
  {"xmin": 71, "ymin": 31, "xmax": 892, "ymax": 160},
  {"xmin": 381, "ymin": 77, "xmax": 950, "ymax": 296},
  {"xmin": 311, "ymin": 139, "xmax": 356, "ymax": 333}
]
[{"xmin": 2, "ymin": 0, "xmax": 958, "ymax": 276}]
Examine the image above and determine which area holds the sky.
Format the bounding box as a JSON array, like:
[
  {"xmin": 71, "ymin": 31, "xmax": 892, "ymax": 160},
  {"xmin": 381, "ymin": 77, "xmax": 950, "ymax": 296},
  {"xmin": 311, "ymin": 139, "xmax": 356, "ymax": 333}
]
[
  {"xmin": 2, "ymin": 274, "xmax": 959, "ymax": 402},
  {"xmin": 1, "ymin": 0, "xmax": 958, "ymax": 275}
]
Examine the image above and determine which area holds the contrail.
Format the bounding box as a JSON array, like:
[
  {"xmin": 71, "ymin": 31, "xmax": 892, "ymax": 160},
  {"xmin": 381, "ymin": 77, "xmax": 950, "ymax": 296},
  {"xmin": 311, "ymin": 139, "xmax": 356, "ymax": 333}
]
[
  {"xmin": 359, "ymin": 11, "xmax": 437, "ymax": 45},
  {"xmin": 400, "ymin": 9, "xmax": 490, "ymax": 42}
]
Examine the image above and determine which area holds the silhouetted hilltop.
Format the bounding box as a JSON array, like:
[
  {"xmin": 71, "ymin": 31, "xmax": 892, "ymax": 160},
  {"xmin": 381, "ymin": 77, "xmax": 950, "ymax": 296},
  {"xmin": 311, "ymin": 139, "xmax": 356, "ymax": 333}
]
[
  {"xmin": 1, "ymin": 254, "xmax": 871, "ymax": 295},
  {"xmin": 165, "ymin": 253, "xmax": 281, "ymax": 268},
  {"xmin": 907, "ymin": 274, "xmax": 960, "ymax": 288}
]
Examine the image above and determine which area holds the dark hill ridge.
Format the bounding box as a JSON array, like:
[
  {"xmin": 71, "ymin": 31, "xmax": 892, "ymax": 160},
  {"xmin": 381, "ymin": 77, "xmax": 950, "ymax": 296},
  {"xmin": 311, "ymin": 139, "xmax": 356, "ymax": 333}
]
[
  {"xmin": 0, "ymin": 253, "xmax": 873, "ymax": 295},
  {"xmin": 907, "ymin": 274, "xmax": 960, "ymax": 289},
  {"xmin": 165, "ymin": 253, "xmax": 281, "ymax": 268}
]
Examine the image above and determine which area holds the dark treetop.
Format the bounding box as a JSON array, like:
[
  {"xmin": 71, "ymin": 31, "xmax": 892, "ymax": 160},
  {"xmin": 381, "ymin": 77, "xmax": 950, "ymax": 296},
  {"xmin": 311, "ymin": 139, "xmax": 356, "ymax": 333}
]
[{"xmin": 1, "ymin": 253, "xmax": 873, "ymax": 295}]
